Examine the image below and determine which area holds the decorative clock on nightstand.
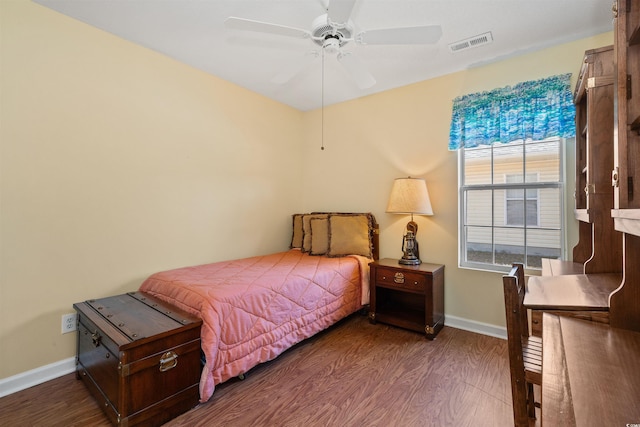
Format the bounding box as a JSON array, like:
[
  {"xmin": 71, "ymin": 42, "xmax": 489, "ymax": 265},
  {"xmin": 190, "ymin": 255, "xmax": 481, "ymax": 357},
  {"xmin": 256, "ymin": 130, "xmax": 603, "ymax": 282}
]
[{"xmin": 368, "ymin": 258, "xmax": 445, "ymax": 339}]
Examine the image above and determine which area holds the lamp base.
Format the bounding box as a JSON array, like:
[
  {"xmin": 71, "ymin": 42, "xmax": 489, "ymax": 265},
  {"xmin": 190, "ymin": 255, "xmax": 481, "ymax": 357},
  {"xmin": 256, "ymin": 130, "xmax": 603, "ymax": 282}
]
[
  {"xmin": 398, "ymin": 256, "xmax": 421, "ymax": 265},
  {"xmin": 399, "ymin": 222, "xmax": 421, "ymax": 265}
]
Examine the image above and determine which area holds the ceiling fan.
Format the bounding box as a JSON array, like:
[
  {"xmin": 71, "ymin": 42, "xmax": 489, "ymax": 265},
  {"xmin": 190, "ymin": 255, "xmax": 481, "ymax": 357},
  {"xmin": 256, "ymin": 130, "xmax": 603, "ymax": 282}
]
[{"xmin": 224, "ymin": 0, "xmax": 442, "ymax": 89}]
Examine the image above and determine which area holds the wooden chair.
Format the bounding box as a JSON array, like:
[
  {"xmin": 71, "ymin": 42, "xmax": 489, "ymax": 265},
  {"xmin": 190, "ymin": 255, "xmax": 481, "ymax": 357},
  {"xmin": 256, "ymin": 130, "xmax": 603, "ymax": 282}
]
[{"xmin": 503, "ymin": 263, "xmax": 542, "ymax": 426}]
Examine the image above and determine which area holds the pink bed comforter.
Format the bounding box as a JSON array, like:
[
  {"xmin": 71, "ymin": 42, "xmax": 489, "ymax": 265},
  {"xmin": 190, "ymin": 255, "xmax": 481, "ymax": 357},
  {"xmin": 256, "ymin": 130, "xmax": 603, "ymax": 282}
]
[{"xmin": 139, "ymin": 249, "xmax": 370, "ymax": 402}]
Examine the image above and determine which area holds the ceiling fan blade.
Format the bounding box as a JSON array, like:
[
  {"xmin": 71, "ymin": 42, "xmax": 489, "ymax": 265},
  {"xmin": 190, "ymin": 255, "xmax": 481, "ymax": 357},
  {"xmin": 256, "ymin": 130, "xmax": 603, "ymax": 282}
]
[
  {"xmin": 225, "ymin": 17, "xmax": 310, "ymax": 39},
  {"xmin": 337, "ymin": 52, "xmax": 376, "ymax": 89},
  {"xmin": 271, "ymin": 52, "xmax": 319, "ymax": 85},
  {"xmin": 327, "ymin": 0, "xmax": 357, "ymax": 25},
  {"xmin": 357, "ymin": 25, "xmax": 442, "ymax": 45}
]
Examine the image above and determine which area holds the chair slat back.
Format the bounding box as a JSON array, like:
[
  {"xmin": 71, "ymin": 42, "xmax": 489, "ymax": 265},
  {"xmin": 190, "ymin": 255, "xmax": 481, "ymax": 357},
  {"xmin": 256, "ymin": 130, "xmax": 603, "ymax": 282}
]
[
  {"xmin": 504, "ymin": 263, "xmax": 529, "ymax": 337},
  {"xmin": 503, "ymin": 262, "xmax": 530, "ymax": 427}
]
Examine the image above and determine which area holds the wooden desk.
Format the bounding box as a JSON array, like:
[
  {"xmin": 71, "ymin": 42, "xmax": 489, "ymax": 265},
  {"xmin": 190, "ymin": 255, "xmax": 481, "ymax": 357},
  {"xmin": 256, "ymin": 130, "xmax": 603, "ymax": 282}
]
[
  {"xmin": 542, "ymin": 313, "xmax": 640, "ymax": 426},
  {"xmin": 524, "ymin": 273, "xmax": 621, "ymax": 335}
]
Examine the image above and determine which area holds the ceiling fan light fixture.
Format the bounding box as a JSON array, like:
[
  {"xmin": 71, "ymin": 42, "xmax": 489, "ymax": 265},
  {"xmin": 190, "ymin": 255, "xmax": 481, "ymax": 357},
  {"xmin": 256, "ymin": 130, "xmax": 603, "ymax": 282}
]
[
  {"xmin": 311, "ymin": 14, "xmax": 354, "ymax": 48},
  {"xmin": 323, "ymin": 37, "xmax": 341, "ymax": 54}
]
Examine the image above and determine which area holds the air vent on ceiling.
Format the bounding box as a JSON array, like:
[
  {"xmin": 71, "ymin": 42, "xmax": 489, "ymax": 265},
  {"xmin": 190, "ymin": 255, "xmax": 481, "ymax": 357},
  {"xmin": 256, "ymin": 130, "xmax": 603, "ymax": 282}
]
[{"xmin": 448, "ymin": 32, "xmax": 493, "ymax": 53}]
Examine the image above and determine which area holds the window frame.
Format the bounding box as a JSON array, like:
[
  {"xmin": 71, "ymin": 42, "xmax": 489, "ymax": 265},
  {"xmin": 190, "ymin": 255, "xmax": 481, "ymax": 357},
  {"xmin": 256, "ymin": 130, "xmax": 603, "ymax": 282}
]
[{"xmin": 458, "ymin": 137, "xmax": 566, "ymax": 274}]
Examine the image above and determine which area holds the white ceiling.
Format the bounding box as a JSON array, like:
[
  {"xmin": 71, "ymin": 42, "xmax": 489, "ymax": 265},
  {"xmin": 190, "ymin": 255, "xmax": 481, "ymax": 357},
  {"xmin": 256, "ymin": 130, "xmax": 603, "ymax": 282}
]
[{"xmin": 34, "ymin": 0, "xmax": 613, "ymax": 111}]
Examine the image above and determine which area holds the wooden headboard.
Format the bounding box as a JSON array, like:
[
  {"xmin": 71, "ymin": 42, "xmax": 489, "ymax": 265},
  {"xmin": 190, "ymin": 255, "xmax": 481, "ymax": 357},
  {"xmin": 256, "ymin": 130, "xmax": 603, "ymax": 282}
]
[{"xmin": 372, "ymin": 218, "xmax": 380, "ymax": 261}]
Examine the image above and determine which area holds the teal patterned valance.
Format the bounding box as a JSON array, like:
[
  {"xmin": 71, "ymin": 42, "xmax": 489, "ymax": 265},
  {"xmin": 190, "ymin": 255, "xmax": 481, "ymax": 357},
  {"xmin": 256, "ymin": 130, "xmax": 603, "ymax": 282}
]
[{"xmin": 448, "ymin": 74, "xmax": 575, "ymax": 150}]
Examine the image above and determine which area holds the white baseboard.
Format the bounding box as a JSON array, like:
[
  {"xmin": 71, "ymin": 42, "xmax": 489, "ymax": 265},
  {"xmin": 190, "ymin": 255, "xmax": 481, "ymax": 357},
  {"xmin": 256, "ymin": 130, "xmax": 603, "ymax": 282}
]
[
  {"xmin": 0, "ymin": 315, "xmax": 505, "ymax": 398},
  {"xmin": 0, "ymin": 357, "xmax": 76, "ymax": 398},
  {"xmin": 445, "ymin": 314, "xmax": 507, "ymax": 340}
]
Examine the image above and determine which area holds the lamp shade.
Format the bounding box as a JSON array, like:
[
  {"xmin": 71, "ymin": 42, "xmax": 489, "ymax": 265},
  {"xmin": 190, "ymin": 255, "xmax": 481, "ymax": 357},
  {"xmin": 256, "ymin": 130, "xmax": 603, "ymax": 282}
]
[{"xmin": 386, "ymin": 177, "xmax": 433, "ymax": 215}]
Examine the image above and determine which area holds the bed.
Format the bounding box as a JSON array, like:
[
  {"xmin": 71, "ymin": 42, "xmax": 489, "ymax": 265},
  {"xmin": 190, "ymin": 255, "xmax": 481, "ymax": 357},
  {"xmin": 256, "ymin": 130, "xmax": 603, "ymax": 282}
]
[{"xmin": 139, "ymin": 212, "xmax": 378, "ymax": 402}]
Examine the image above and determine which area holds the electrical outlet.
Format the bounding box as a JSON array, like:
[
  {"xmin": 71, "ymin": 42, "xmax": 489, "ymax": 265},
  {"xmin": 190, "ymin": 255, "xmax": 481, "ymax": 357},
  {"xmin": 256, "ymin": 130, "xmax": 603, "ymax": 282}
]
[{"xmin": 61, "ymin": 313, "xmax": 77, "ymax": 334}]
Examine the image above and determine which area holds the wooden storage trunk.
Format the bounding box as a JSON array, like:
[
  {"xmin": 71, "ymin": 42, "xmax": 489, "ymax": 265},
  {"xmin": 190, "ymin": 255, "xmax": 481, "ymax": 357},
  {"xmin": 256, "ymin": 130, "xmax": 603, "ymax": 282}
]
[{"xmin": 74, "ymin": 291, "xmax": 202, "ymax": 427}]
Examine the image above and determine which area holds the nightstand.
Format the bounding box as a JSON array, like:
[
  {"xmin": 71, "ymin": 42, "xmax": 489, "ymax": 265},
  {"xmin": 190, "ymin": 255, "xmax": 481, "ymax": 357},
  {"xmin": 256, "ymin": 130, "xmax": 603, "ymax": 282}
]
[{"xmin": 368, "ymin": 258, "xmax": 444, "ymax": 339}]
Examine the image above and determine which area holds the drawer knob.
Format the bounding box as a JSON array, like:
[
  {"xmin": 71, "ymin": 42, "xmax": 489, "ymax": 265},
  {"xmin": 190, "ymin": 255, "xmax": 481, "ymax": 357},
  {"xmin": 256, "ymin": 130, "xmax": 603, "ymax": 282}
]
[{"xmin": 393, "ymin": 272, "xmax": 405, "ymax": 284}]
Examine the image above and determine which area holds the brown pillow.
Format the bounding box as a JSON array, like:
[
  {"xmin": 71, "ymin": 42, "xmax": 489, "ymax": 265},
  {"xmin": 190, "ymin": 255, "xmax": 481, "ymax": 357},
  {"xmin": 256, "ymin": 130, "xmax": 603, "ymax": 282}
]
[
  {"xmin": 302, "ymin": 213, "xmax": 328, "ymax": 252},
  {"xmin": 290, "ymin": 214, "xmax": 304, "ymax": 249},
  {"xmin": 327, "ymin": 213, "xmax": 373, "ymax": 258},
  {"xmin": 309, "ymin": 217, "xmax": 329, "ymax": 255}
]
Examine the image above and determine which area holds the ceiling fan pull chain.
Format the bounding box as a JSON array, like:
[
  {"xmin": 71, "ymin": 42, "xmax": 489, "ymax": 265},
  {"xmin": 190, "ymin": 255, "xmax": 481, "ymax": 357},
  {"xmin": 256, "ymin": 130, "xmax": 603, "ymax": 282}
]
[{"xmin": 321, "ymin": 48, "xmax": 325, "ymax": 151}]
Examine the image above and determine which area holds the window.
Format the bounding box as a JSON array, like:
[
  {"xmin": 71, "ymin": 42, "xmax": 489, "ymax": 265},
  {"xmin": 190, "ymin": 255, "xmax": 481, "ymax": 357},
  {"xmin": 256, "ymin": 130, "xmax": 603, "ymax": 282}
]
[
  {"xmin": 449, "ymin": 74, "xmax": 574, "ymax": 273},
  {"xmin": 459, "ymin": 138, "xmax": 564, "ymax": 272}
]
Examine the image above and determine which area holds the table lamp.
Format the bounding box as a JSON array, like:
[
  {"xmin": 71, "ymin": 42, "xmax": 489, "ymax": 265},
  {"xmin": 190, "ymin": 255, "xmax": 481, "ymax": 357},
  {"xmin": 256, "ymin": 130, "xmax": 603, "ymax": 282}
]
[{"xmin": 386, "ymin": 177, "xmax": 434, "ymax": 265}]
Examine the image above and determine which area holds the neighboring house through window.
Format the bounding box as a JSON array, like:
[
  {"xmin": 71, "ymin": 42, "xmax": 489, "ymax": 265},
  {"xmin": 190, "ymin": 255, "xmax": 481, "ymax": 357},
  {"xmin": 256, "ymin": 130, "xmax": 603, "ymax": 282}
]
[
  {"xmin": 505, "ymin": 173, "xmax": 539, "ymax": 227},
  {"xmin": 449, "ymin": 74, "xmax": 575, "ymax": 272},
  {"xmin": 459, "ymin": 139, "xmax": 563, "ymax": 271}
]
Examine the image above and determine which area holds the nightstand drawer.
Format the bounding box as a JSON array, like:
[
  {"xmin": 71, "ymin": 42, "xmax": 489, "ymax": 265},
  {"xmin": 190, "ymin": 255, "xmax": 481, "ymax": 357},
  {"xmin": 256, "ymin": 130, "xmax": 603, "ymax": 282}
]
[{"xmin": 376, "ymin": 267, "xmax": 426, "ymax": 292}]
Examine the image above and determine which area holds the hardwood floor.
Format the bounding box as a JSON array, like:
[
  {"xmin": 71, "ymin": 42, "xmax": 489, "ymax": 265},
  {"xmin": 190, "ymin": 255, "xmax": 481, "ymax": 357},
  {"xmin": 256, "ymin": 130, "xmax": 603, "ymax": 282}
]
[{"xmin": 0, "ymin": 313, "xmax": 529, "ymax": 426}]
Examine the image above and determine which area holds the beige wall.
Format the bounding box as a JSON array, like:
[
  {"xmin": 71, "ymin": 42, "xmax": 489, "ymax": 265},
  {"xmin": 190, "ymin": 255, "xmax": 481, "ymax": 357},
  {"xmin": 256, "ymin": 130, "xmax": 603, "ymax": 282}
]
[
  {"xmin": 1, "ymin": 0, "xmax": 612, "ymax": 381},
  {"xmin": 1, "ymin": 1, "xmax": 304, "ymax": 378}
]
